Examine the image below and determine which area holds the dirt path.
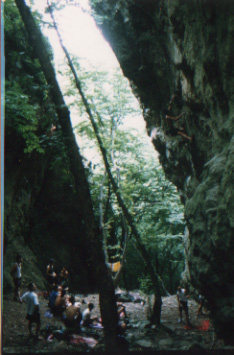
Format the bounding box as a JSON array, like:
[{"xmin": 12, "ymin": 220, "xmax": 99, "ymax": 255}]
[{"xmin": 2, "ymin": 289, "xmax": 229, "ymax": 353}]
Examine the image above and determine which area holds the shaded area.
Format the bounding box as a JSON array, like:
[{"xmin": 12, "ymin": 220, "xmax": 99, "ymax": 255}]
[
  {"xmin": 90, "ymin": 0, "xmax": 234, "ymax": 344},
  {"xmin": 3, "ymin": 289, "xmax": 230, "ymax": 353}
]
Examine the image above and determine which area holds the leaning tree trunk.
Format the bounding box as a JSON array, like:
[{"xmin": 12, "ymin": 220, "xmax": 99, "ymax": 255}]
[
  {"xmin": 113, "ymin": 230, "xmax": 129, "ymax": 287},
  {"xmin": 14, "ymin": 0, "xmax": 121, "ymax": 350},
  {"xmin": 100, "ymin": 172, "xmax": 129, "ymax": 287},
  {"xmin": 47, "ymin": 3, "xmax": 165, "ymax": 325}
]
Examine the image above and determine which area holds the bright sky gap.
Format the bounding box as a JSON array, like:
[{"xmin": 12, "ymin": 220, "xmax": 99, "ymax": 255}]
[{"xmin": 28, "ymin": 0, "xmax": 155, "ymax": 163}]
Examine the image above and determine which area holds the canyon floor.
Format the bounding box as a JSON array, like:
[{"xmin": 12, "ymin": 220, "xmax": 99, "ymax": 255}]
[{"xmin": 2, "ymin": 289, "xmax": 231, "ymax": 354}]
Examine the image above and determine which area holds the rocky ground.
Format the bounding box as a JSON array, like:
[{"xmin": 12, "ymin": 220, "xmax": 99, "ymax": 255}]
[{"xmin": 2, "ymin": 288, "xmax": 232, "ymax": 353}]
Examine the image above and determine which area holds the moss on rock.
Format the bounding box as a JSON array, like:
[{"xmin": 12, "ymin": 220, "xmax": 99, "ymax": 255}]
[{"xmin": 91, "ymin": 0, "xmax": 234, "ymax": 344}]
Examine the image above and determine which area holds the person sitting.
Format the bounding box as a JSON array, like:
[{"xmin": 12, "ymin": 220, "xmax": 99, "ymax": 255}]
[
  {"xmin": 176, "ymin": 285, "xmax": 191, "ymax": 327},
  {"xmin": 117, "ymin": 302, "xmax": 127, "ymax": 320},
  {"xmin": 48, "ymin": 285, "xmax": 58, "ymax": 312},
  {"xmin": 21, "ymin": 282, "xmax": 41, "ymax": 339},
  {"xmin": 81, "ymin": 302, "xmax": 97, "ymax": 327},
  {"xmin": 10, "ymin": 254, "xmax": 22, "ymax": 302},
  {"xmin": 53, "ymin": 287, "xmax": 67, "ymax": 317},
  {"xmin": 117, "ymin": 302, "xmax": 128, "ymax": 331},
  {"xmin": 63, "ymin": 295, "xmax": 82, "ymax": 333},
  {"xmin": 46, "ymin": 259, "xmax": 57, "ymax": 291}
]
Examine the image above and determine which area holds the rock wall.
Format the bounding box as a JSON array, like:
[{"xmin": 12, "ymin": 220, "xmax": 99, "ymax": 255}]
[
  {"xmin": 4, "ymin": 132, "xmax": 96, "ymax": 293},
  {"xmin": 91, "ymin": 0, "xmax": 234, "ymax": 343},
  {"xmin": 4, "ymin": 0, "xmax": 97, "ymax": 293}
]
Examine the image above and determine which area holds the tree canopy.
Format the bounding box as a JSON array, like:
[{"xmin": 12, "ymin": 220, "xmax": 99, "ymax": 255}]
[
  {"xmin": 62, "ymin": 61, "xmax": 185, "ymax": 294},
  {"xmin": 5, "ymin": 0, "xmax": 185, "ymax": 301}
]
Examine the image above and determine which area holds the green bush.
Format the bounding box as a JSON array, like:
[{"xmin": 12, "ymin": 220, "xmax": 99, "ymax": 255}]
[{"xmin": 138, "ymin": 274, "xmax": 154, "ymax": 294}]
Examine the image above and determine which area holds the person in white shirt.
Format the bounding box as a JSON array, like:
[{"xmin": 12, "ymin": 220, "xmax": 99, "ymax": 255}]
[
  {"xmin": 10, "ymin": 254, "xmax": 22, "ymax": 301},
  {"xmin": 82, "ymin": 302, "xmax": 97, "ymax": 327},
  {"xmin": 176, "ymin": 286, "xmax": 191, "ymax": 327},
  {"xmin": 21, "ymin": 282, "xmax": 41, "ymax": 338}
]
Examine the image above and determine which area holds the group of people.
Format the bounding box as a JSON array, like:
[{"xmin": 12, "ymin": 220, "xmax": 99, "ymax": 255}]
[
  {"xmin": 10, "ymin": 254, "xmax": 205, "ymax": 339},
  {"xmin": 10, "ymin": 255, "xmax": 128, "ymax": 339},
  {"xmin": 48, "ymin": 284, "xmax": 98, "ymax": 332},
  {"xmin": 45, "ymin": 259, "xmax": 106, "ymax": 332},
  {"xmin": 10, "ymin": 255, "xmax": 98, "ymax": 338},
  {"xmin": 46, "ymin": 258, "xmax": 69, "ymax": 292}
]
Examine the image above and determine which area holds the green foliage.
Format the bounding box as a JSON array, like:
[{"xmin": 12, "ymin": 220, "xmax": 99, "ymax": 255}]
[
  {"xmin": 4, "ymin": 0, "xmax": 99, "ymax": 293},
  {"xmin": 5, "ymin": 81, "xmax": 45, "ymax": 154},
  {"xmin": 4, "ymin": 0, "xmax": 57, "ymax": 155},
  {"xmin": 5, "ymin": 0, "xmax": 185, "ymax": 293},
  {"xmin": 62, "ymin": 61, "xmax": 185, "ymax": 293},
  {"xmin": 4, "ymin": 0, "xmax": 71, "ymax": 270},
  {"xmin": 138, "ymin": 275, "xmax": 154, "ymax": 295}
]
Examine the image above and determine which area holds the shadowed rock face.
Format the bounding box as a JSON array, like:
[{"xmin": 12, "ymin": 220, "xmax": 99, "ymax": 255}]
[{"xmin": 91, "ymin": 0, "xmax": 234, "ymax": 343}]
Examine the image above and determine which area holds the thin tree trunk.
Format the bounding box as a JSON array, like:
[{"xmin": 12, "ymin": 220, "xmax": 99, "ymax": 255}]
[
  {"xmin": 47, "ymin": 3, "xmax": 164, "ymax": 325},
  {"xmin": 105, "ymin": 120, "xmax": 129, "ymax": 286},
  {"xmin": 99, "ymin": 172, "xmax": 109, "ymax": 263},
  {"xmin": 99, "ymin": 174, "xmax": 128, "ymax": 286},
  {"xmin": 113, "ymin": 229, "xmax": 129, "ymax": 287},
  {"xmin": 14, "ymin": 0, "xmax": 120, "ymax": 350}
]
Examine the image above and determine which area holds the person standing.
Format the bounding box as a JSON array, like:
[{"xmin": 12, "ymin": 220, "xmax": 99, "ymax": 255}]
[
  {"xmin": 58, "ymin": 266, "xmax": 69, "ymax": 289},
  {"xmin": 10, "ymin": 254, "xmax": 22, "ymax": 301},
  {"xmin": 197, "ymin": 294, "xmax": 205, "ymax": 317},
  {"xmin": 176, "ymin": 286, "xmax": 191, "ymax": 327},
  {"xmin": 46, "ymin": 259, "xmax": 57, "ymax": 291},
  {"xmin": 21, "ymin": 282, "xmax": 41, "ymax": 339}
]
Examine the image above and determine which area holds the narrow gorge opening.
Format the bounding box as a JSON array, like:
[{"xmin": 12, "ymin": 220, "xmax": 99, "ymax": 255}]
[{"xmin": 2, "ymin": 0, "xmax": 233, "ymax": 352}]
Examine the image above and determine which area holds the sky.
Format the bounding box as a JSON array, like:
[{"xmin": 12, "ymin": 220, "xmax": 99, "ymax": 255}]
[
  {"xmin": 30, "ymin": 1, "xmax": 145, "ymax": 115},
  {"xmin": 28, "ymin": 0, "xmax": 153, "ymax": 163},
  {"xmin": 32, "ymin": 0, "xmax": 120, "ymax": 71}
]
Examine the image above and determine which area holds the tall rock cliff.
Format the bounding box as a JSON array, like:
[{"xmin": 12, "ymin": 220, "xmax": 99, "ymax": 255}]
[
  {"xmin": 4, "ymin": 0, "xmax": 97, "ymax": 293},
  {"xmin": 91, "ymin": 0, "xmax": 234, "ymax": 343}
]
